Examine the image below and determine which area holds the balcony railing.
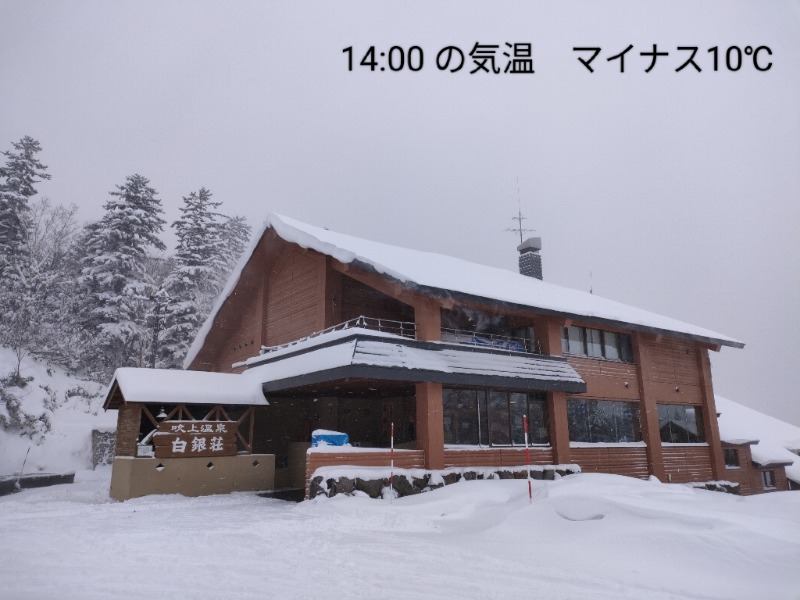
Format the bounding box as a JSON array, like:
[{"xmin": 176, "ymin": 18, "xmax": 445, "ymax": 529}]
[
  {"xmin": 258, "ymin": 316, "xmax": 539, "ymax": 357},
  {"xmin": 440, "ymin": 328, "xmax": 539, "ymax": 354},
  {"xmin": 260, "ymin": 316, "xmax": 417, "ymax": 355}
]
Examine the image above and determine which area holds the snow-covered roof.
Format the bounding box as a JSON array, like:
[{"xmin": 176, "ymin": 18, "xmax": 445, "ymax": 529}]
[
  {"xmin": 184, "ymin": 213, "xmax": 744, "ymax": 369},
  {"xmin": 103, "ymin": 367, "xmax": 267, "ymax": 409},
  {"xmin": 246, "ymin": 328, "xmax": 586, "ymax": 394},
  {"xmin": 716, "ymin": 395, "xmax": 800, "ymax": 483}
]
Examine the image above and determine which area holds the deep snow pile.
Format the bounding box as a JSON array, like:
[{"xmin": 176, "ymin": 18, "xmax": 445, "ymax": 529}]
[
  {"xmin": 1, "ymin": 470, "xmax": 798, "ymax": 600},
  {"xmin": 0, "ymin": 347, "xmax": 113, "ymax": 475}
]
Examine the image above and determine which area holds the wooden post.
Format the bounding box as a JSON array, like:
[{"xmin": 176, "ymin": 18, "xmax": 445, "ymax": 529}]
[
  {"xmin": 412, "ymin": 297, "xmax": 444, "ymax": 469},
  {"xmin": 547, "ymin": 392, "xmax": 571, "ymax": 465},
  {"xmin": 523, "ymin": 415, "xmax": 532, "ymax": 501},
  {"xmin": 415, "ymin": 382, "xmax": 444, "ymax": 470},
  {"xmin": 413, "ymin": 297, "xmax": 442, "ymax": 341},
  {"xmin": 697, "ymin": 347, "xmax": 726, "ymax": 480},
  {"xmin": 389, "ymin": 421, "xmax": 395, "ymax": 501},
  {"xmin": 538, "ymin": 317, "xmax": 571, "ymax": 466},
  {"xmin": 632, "ymin": 333, "xmax": 666, "ymax": 481}
]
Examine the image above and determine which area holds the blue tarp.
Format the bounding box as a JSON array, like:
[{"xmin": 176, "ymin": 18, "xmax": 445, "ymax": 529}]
[{"xmin": 311, "ymin": 430, "xmax": 350, "ymax": 447}]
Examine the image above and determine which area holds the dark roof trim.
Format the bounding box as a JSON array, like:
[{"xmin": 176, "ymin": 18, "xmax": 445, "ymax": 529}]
[
  {"xmin": 752, "ymin": 460, "xmax": 794, "ymax": 468},
  {"xmin": 261, "ymin": 364, "xmax": 587, "ymax": 394}
]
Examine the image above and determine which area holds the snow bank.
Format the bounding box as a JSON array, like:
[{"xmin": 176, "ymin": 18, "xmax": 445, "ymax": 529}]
[
  {"xmin": 0, "ymin": 470, "xmax": 797, "ymax": 600},
  {"xmin": 0, "ymin": 347, "xmax": 112, "ymax": 475}
]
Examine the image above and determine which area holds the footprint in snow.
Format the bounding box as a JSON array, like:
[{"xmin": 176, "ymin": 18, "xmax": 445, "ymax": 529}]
[{"xmin": 555, "ymin": 510, "xmax": 605, "ymax": 522}]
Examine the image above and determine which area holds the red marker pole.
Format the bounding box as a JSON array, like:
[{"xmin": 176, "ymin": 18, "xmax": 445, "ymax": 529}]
[
  {"xmin": 390, "ymin": 421, "xmax": 395, "ymax": 501},
  {"xmin": 523, "ymin": 415, "xmax": 532, "ymax": 502}
]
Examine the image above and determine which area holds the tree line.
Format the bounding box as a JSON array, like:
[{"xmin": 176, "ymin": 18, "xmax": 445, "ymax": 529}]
[{"xmin": 0, "ymin": 136, "xmax": 252, "ymax": 383}]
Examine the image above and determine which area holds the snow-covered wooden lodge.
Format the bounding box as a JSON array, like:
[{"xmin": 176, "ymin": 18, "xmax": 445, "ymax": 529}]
[{"xmin": 104, "ymin": 214, "xmax": 751, "ymax": 500}]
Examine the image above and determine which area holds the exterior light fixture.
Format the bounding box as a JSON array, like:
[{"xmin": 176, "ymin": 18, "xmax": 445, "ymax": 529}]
[{"xmin": 156, "ymin": 407, "xmax": 168, "ymax": 420}]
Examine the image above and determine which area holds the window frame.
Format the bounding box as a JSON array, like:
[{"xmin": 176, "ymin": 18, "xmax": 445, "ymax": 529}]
[
  {"xmin": 443, "ymin": 387, "xmax": 550, "ymax": 447},
  {"xmin": 723, "ymin": 448, "xmax": 740, "ymax": 468},
  {"xmin": 566, "ymin": 397, "xmax": 643, "ymax": 444},
  {"xmin": 657, "ymin": 404, "xmax": 706, "ymax": 444},
  {"xmin": 561, "ymin": 325, "xmax": 634, "ymax": 363},
  {"xmin": 761, "ymin": 470, "xmax": 776, "ymax": 490}
]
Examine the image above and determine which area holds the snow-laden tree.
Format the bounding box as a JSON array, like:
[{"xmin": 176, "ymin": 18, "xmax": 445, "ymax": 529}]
[
  {"xmin": 0, "ymin": 136, "xmax": 50, "ymax": 282},
  {"xmin": 158, "ymin": 187, "xmax": 225, "ymax": 368},
  {"xmin": 79, "ymin": 174, "xmax": 166, "ymax": 377},
  {"xmin": 0, "ymin": 137, "xmax": 51, "ymax": 381},
  {"xmin": 216, "ymin": 215, "xmax": 252, "ymax": 293}
]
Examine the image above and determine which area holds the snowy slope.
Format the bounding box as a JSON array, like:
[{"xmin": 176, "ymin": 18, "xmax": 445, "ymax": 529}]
[
  {"xmin": 0, "ymin": 347, "xmax": 113, "ymax": 475},
  {"xmin": 0, "ymin": 471, "xmax": 797, "ymax": 600},
  {"xmin": 716, "ymin": 395, "xmax": 800, "ymax": 484}
]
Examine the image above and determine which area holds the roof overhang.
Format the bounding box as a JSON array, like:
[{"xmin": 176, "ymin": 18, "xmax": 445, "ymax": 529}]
[
  {"xmin": 345, "ymin": 257, "xmax": 745, "ymax": 350},
  {"xmin": 752, "ymin": 459, "xmax": 794, "ymax": 469},
  {"xmin": 721, "ymin": 439, "xmax": 760, "ymax": 446},
  {"xmin": 103, "ymin": 367, "xmax": 268, "ymax": 410},
  {"xmin": 245, "ymin": 330, "xmax": 587, "ymax": 395}
]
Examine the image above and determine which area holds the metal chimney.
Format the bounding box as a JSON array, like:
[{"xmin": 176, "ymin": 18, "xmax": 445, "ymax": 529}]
[{"xmin": 517, "ymin": 237, "xmax": 542, "ymax": 280}]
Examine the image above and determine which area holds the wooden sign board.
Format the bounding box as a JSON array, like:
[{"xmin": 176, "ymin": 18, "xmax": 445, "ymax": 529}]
[{"xmin": 153, "ymin": 421, "xmax": 238, "ymax": 458}]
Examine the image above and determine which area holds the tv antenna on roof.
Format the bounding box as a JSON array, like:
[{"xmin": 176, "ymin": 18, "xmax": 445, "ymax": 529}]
[{"xmin": 505, "ymin": 177, "xmax": 535, "ymax": 244}]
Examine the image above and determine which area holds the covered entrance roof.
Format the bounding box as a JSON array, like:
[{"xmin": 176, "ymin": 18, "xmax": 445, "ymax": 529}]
[
  {"xmin": 103, "ymin": 367, "xmax": 268, "ymax": 410},
  {"xmin": 245, "ymin": 328, "xmax": 587, "ymax": 395}
]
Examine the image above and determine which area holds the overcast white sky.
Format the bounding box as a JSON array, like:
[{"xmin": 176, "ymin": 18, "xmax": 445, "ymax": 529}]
[{"xmin": 1, "ymin": 1, "xmax": 798, "ymax": 424}]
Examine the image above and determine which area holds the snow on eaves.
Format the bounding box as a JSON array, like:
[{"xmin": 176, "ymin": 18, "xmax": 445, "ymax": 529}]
[
  {"xmin": 716, "ymin": 395, "xmax": 800, "ymax": 483},
  {"xmin": 184, "ymin": 213, "xmax": 744, "ymax": 369},
  {"xmin": 106, "ymin": 367, "xmax": 267, "ymax": 408}
]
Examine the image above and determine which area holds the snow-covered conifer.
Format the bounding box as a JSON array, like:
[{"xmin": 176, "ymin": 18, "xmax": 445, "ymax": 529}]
[
  {"xmin": 0, "ymin": 136, "xmax": 50, "ymax": 282},
  {"xmin": 158, "ymin": 187, "xmax": 224, "ymax": 368},
  {"xmin": 79, "ymin": 174, "xmax": 166, "ymax": 376},
  {"xmin": 0, "ymin": 137, "xmax": 51, "ymax": 378}
]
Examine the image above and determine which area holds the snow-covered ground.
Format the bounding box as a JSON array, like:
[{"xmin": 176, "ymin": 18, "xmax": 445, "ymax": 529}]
[{"xmin": 1, "ymin": 469, "xmax": 798, "ymax": 600}]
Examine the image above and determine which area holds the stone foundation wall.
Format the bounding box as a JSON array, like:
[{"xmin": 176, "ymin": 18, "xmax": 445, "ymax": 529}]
[
  {"xmin": 92, "ymin": 430, "xmax": 116, "ymax": 469},
  {"xmin": 309, "ymin": 464, "xmax": 581, "ymax": 499}
]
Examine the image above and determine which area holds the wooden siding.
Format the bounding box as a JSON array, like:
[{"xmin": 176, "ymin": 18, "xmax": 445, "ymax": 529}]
[
  {"xmin": 760, "ymin": 466, "xmax": 791, "ymax": 493},
  {"xmin": 644, "ymin": 337, "xmax": 704, "ymax": 404},
  {"xmin": 339, "ymin": 275, "xmax": 414, "ymax": 324},
  {"xmin": 265, "ymin": 248, "xmax": 325, "ymax": 346},
  {"xmin": 722, "ymin": 444, "xmax": 755, "ymax": 495},
  {"xmin": 443, "ymin": 447, "xmax": 554, "ymax": 468},
  {"xmin": 569, "ymin": 446, "xmax": 650, "ymax": 479},
  {"xmin": 212, "ymin": 290, "xmax": 264, "ymax": 372},
  {"xmin": 567, "ymin": 357, "xmax": 640, "ymax": 400},
  {"xmin": 662, "ymin": 445, "xmax": 713, "ymax": 483},
  {"xmin": 722, "ymin": 443, "xmax": 792, "ymax": 495}
]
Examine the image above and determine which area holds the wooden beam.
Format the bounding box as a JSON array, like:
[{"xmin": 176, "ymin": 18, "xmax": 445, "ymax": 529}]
[
  {"xmin": 415, "ymin": 382, "xmax": 444, "ymax": 469},
  {"xmin": 697, "ymin": 348, "xmax": 726, "ymax": 479},
  {"xmin": 632, "ymin": 333, "xmax": 666, "ymax": 481}
]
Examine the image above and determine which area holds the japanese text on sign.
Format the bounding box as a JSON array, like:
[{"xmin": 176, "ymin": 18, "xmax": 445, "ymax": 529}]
[{"xmin": 153, "ymin": 421, "xmax": 238, "ymax": 459}]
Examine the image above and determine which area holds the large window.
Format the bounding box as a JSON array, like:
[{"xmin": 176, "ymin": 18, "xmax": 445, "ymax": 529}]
[
  {"xmin": 657, "ymin": 404, "xmax": 705, "ymax": 443},
  {"xmin": 443, "ymin": 388, "xmax": 549, "ymax": 446},
  {"xmin": 561, "ymin": 326, "xmax": 634, "ymax": 362},
  {"xmin": 567, "ymin": 398, "xmax": 642, "ymax": 443},
  {"xmin": 761, "ymin": 470, "xmax": 776, "ymax": 490}
]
